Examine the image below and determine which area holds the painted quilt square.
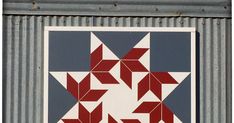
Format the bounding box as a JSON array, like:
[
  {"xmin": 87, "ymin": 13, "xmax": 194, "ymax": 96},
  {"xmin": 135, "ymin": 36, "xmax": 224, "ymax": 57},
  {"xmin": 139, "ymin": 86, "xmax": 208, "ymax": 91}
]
[{"xmin": 44, "ymin": 27, "xmax": 196, "ymax": 123}]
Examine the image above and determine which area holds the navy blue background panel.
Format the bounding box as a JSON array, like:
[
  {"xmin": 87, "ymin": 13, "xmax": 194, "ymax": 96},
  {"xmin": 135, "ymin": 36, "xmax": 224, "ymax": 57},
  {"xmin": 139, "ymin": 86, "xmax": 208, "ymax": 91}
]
[
  {"xmin": 49, "ymin": 31, "xmax": 90, "ymax": 71},
  {"xmin": 150, "ymin": 32, "xmax": 191, "ymax": 72}
]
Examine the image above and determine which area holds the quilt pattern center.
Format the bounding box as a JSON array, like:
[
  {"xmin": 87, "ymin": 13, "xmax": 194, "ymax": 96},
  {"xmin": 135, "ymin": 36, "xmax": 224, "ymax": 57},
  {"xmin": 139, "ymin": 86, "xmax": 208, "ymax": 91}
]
[{"xmin": 48, "ymin": 31, "xmax": 192, "ymax": 123}]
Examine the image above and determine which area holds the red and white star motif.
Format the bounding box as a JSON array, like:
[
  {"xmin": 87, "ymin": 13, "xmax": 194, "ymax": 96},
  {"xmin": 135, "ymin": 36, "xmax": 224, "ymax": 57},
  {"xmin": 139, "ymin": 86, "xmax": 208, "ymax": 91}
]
[{"xmin": 50, "ymin": 32, "xmax": 190, "ymax": 123}]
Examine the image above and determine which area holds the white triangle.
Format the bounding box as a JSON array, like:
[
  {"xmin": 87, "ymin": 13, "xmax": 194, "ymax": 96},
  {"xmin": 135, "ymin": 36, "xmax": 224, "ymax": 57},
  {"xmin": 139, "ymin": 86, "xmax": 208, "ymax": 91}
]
[
  {"xmin": 139, "ymin": 50, "xmax": 150, "ymax": 71},
  {"xmin": 91, "ymin": 32, "xmax": 103, "ymax": 53},
  {"xmin": 90, "ymin": 73, "xmax": 111, "ymax": 90},
  {"xmin": 57, "ymin": 120, "xmax": 64, "ymax": 123},
  {"xmin": 103, "ymin": 44, "xmax": 119, "ymax": 59},
  {"xmin": 62, "ymin": 103, "xmax": 79, "ymax": 119},
  {"xmin": 109, "ymin": 61, "xmax": 121, "ymax": 82},
  {"xmin": 68, "ymin": 72, "xmax": 89, "ymax": 83},
  {"xmin": 159, "ymin": 120, "xmax": 165, "ymax": 123},
  {"xmin": 80, "ymin": 102, "xmax": 100, "ymax": 113},
  {"xmin": 139, "ymin": 90, "xmax": 160, "ymax": 102},
  {"xmin": 162, "ymin": 84, "xmax": 178, "ymax": 100},
  {"xmin": 49, "ymin": 72, "xmax": 67, "ymax": 88},
  {"xmin": 132, "ymin": 72, "xmax": 149, "ymax": 85},
  {"xmin": 134, "ymin": 33, "xmax": 150, "ymax": 48},
  {"xmin": 132, "ymin": 72, "xmax": 149, "ymax": 101},
  {"xmin": 169, "ymin": 72, "xmax": 190, "ymax": 84},
  {"xmin": 174, "ymin": 114, "xmax": 183, "ymax": 123}
]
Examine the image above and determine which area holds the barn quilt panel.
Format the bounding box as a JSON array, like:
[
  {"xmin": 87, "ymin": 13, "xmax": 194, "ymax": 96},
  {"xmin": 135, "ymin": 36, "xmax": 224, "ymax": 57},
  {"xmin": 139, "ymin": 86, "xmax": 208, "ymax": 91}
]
[{"xmin": 43, "ymin": 27, "xmax": 196, "ymax": 123}]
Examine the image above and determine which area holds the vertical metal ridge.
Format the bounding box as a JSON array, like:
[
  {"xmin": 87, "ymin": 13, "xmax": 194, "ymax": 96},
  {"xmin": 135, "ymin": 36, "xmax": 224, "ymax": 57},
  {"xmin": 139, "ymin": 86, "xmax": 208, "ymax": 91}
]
[
  {"xmin": 169, "ymin": 17, "xmax": 176, "ymax": 27},
  {"xmin": 58, "ymin": 16, "xmax": 65, "ymax": 26},
  {"xmin": 51, "ymin": 16, "xmax": 57, "ymax": 26},
  {"xmin": 4, "ymin": 15, "xmax": 13, "ymax": 123},
  {"xmin": 212, "ymin": 18, "xmax": 220, "ymax": 123},
  {"xmin": 65, "ymin": 16, "xmax": 72, "ymax": 26},
  {"xmin": 2, "ymin": 15, "xmax": 6, "ymax": 123},
  {"xmin": 73, "ymin": 16, "xmax": 79, "ymax": 26},
  {"xmin": 28, "ymin": 15, "xmax": 35, "ymax": 123},
  {"xmin": 115, "ymin": 17, "xmax": 119, "ymax": 27},
  {"xmin": 146, "ymin": 17, "xmax": 152, "ymax": 27},
  {"xmin": 118, "ymin": 17, "xmax": 124, "ymax": 27},
  {"xmin": 205, "ymin": 18, "xmax": 212, "ymax": 123},
  {"xmin": 10, "ymin": 15, "xmax": 15, "ymax": 123},
  {"xmin": 17, "ymin": 16, "xmax": 23, "ymax": 123},
  {"xmin": 19, "ymin": 15, "xmax": 27, "ymax": 123},
  {"xmin": 24, "ymin": 16, "xmax": 30, "ymax": 123},
  {"xmin": 125, "ymin": 17, "xmax": 131, "ymax": 27},
  {"xmin": 196, "ymin": 17, "xmax": 204, "ymax": 123},
  {"xmin": 220, "ymin": 18, "xmax": 227, "ymax": 123},
  {"xmin": 226, "ymin": 18, "xmax": 232, "ymax": 123},
  {"xmin": 2, "ymin": 16, "xmax": 232, "ymax": 123},
  {"xmin": 35, "ymin": 16, "xmax": 43, "ymax": 123},
  {"xmin": 32, "ymin": 16, "xmax": 38, "ymax": 123},
  {"xmin": 12, "ymin": 15, "xmax": 20, "ymax": 123},
  {"xmin": 217, "ymin": 18, "xmax": 222, "ymax": 123}
]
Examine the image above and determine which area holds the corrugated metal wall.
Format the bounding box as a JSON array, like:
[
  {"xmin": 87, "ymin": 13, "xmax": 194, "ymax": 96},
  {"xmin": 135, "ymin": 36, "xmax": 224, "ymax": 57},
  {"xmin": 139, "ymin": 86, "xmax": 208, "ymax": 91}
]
[{"xmin": 3, "ymin": 16, "xmax": 231, "ymax": 123}]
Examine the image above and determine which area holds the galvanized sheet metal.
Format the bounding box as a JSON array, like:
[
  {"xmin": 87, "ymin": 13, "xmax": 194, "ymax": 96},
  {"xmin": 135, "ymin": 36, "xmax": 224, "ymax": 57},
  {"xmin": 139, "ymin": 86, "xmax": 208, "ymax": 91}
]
[
  {"xmin": 3, "ymin": 16, "xmax": 232, "ymax": 123},
  {"xmin": 3, "ymin": 0, "xmax": 231, "ymax": 17}
]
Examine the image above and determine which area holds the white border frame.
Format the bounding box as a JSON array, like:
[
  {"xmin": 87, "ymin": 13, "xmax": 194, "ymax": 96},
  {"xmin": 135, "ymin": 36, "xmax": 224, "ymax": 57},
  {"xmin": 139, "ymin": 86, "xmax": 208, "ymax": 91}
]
[{"xmin": 43, "ymin": 27, "xmax": 196, "ymax": 123}]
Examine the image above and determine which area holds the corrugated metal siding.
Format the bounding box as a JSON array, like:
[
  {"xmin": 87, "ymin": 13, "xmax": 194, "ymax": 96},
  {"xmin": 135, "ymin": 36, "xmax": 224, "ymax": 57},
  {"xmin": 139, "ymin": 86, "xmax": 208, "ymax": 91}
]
[{"xmin": 3, "ymin": 16, "xmax": 232, "ymax": 123}]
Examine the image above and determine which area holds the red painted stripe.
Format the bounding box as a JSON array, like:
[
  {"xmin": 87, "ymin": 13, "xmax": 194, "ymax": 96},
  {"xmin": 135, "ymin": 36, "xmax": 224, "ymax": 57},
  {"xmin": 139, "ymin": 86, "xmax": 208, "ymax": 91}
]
[
  {"xmin": 121, "ymin": 119, "xmax": 141, "ymax": 123},
  {"xmin": 91, "ymin": 44, "xmax": 103, "ymax": 69},
  {"xmin": 150, "ymin": 74, "xmax": 162, "ymax": 100},
  {"xmin": 108, "ymin": 114, "xmax": 118, "ymax": 123},
  {"xmin": 120, "ymin": 62, "xmax": 132, "ymax": 89},
  {"xmin": 133, "ymin": 102, "xmax": 160, "ymax": 113},
  {"xmin": 122, "ymin": 48, "xmax": 148, "ymax": 60},
  {"xmin": 92, "ymin": 72, "xmax": 119, "ymax": 84},
  {"xmin": 137, "ymin": 74, "xmax": 150, "ymax": 100},
  {"xmin": 150, "ymin": 103, "xmax": 161, "ymax": 123},
  {"xmin": 92, "ymin": 60, "xmax": 118, "ymax": 71},
  {"xmin": 79, "ymin": 103, "xmax": 90, "ymax": 123},
  {"xmin": 151, "ymin": 72, "xmax": 177, "ymax": 84},
  {"xmin": 79, "ymin": 74, "xmax": 91, "ymax": 99},
  {"xmin": 67, "ymin": 73, "xmax": 79, "ymax": 100},
  {"xmin": 91, "ymin": 103, "xmax": 103, "ymax": 123},
  {"xmin": 122, "ymin": 61, "xmax": 148, "ymax": 72},
  {"xmin": 162, "ymin": 104, "xmax": 174, "ymax": 123},
  {"xmin": 80, "ymin": 90, "xmax": 107, "ymax": 101}
]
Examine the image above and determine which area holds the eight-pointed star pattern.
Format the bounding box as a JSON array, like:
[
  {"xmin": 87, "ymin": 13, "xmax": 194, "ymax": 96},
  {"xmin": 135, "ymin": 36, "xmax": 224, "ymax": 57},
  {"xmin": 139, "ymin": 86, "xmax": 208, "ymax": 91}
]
[{"xmin": 50, "ymin": 32, "xmax": 190, "ymax": 123}]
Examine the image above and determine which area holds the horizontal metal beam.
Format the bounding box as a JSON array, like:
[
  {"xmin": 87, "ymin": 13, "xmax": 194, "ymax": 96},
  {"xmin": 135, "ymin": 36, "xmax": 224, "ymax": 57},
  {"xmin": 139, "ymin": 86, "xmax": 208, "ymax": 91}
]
[{"xmin": 3, "ymin": 0, "xmax": 231, "ymax": 17}]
